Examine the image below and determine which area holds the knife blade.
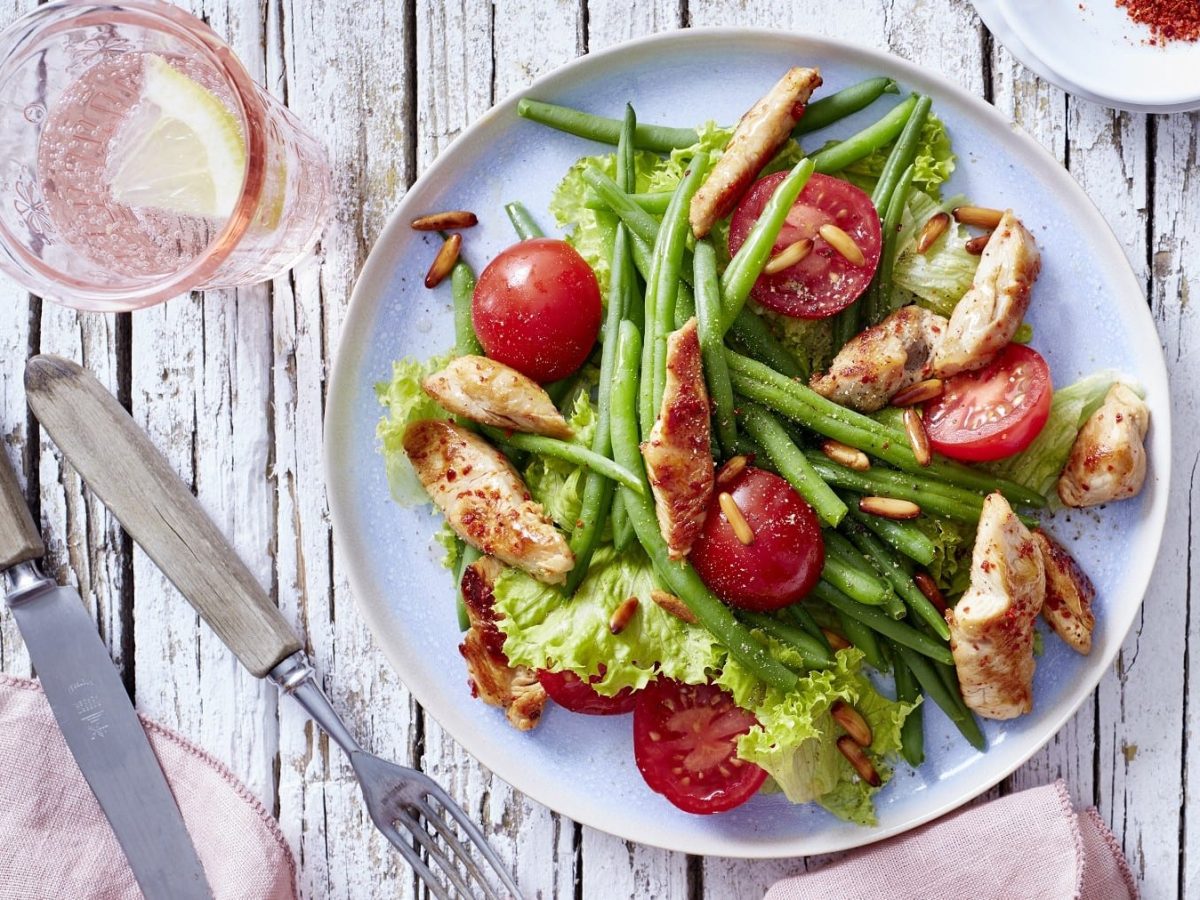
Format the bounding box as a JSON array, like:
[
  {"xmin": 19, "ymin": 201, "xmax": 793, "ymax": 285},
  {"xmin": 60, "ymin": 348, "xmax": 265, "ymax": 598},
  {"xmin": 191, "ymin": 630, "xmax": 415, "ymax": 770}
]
[{"xmin": 0, "ymin": 448, "xmax": 211, "ymax": 899}]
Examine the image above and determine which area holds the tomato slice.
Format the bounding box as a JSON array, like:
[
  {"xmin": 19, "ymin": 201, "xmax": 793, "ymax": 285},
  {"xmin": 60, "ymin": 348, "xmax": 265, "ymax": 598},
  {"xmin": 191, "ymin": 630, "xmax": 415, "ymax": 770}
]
[
  {"xmin": 537, "ymin": 668, "xmax": 638, "ymax": 716},
  {"xmin": 728, "ymin": 172, "xmax": 882, "ymax": 319},
  {"xmin": 924, "ymin": 343, "xmax": 1053, "ymax": 462},
  {"xmin": 633, "ymin": 679, "xmax": 767, "ymax": 814},
  {"xmin": 690, "ymin": 467, "xmax": 824, "ymax": 611}
]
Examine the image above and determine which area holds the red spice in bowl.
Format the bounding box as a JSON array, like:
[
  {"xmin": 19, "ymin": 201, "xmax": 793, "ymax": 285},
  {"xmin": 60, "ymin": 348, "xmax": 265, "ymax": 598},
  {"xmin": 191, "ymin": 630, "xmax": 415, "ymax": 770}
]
[{"xmin": 1116, "ymin": 0, "xmax": 1200, "ymax": 45}]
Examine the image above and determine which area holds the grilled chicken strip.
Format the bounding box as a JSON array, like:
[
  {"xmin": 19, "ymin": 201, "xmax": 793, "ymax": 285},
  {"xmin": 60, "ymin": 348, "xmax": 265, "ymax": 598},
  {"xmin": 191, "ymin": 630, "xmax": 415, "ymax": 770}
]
[
  {"xmin": 810, "ymin": 305, "xmax": 948, "ymax": 412},
  {"xmin": 423, "ymin": 355, "xmax": 572, "ymax": 439},
  {"xmin": 404, "ymin": 419, "xmax": 574, "ymax": 584},
  {"xmin": 934, "ymin": 211, "xmax": 1041, "ymax": 377},
  {"xmin": 1057, "ymin": 384, "xmax": 1150, "ymax": 508},
  {"xmin": 689, "ymin": 66, "xmax": 823, "ymax": 239},
  {"xmin": 946, "ymin": 492, "xmax": 1045, "ymax": 720},
  {"xmin": 642, "ymin": 318, "xmax": 714, "ymax": 558},
  {"xmin": 1032, "ymin": 530, "xmax": 1096, "ymax": 655},
  {"xmin": 459, "ymin": 556, "xmax": 547, "ymax": 731}
]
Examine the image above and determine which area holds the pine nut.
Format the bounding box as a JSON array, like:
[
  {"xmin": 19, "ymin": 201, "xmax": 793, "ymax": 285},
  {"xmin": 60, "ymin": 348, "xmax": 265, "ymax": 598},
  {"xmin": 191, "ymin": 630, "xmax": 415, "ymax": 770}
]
[
  {"xmin": 836, "ymin": 735, "xmax": 882, "ymax": 786},
  {"xmin": 764, "ymin": 238, "xmax": 813, "ymax": 274},
  {"xmin": 818, "ymin": 223, "xmax": 866, "ymax": 266},
  {"xmin": 953, "ymin": 205, "xmax": 1004, "ymax": 229},
  {"xmin": 411, "ymin": 210, "xmax": 479, "ymax": 231},
  {"xmin": 913, "ymin": 572, "xmax": 948, "ymax": 613},
  {"xmin": 904, "ymin": 408, "xmax": 932, "ymax": 467},
  {"xmin": 716, "ymin": 454, "xmax": 749, "ymax": 487},
  {"xmin": 651, "ymin": 589, "xmax": 698, "ymax": 625},
  {"xmin": 822, "ymin": 629, "xmax": 852, "ymax": 651},
  {"xmin": 916, "ymin": 212, "xmax": 950, "ymax": 254},
  {"xmin": 718, "ymin": 492, "xmax": 755, "ymax": 545},
  {"xmin": 859, "ymin": 496, "xmax": 921, "ymax": 520},
  {"xmin": 821, "ymin": 439, "xmax": 870, "ymax": 471},
  {"xmin": 609, "ymin": 596, "xmax": 640, "ymax": 635},
  {"xmin": 891, "ymin": 378, "xmax": 944, "ymax": 407},
  {"xmin": 965, "ymin": 232, "xmax": 992, "ymax": 255},
  {"xmin": 424, "ymin": 233, "xmax": 462, "ymax": 288},
  {"xmin": 831, "ymin": 700, "xmax": 873, "ymax": 747}
]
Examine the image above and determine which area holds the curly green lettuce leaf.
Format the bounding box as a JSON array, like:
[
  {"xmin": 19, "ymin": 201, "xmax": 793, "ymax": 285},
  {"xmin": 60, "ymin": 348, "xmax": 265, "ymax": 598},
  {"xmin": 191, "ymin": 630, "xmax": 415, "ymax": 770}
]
[
  {"xmin": 890, "ymin": 190, "xmax": 978, "ymax": 316},
  {"xmin": 754, "ymin": 305, "xmax": 835, "ymax": 379},
  {"xmin": 375, "ymin": 354, "xmax": 451, "ymax": 505},
  {"xmin": 828, "ymin": 113, "xmax": 956, "ymax": 199},
  {"xmin": 435, "ymin": 522, "xmax": 461, "ymax": 572},
  {"xmin": 913, "ymin": 515, "xmax": 975, "ymax": 597},
  {"xmin": 493, "ymin": 545, "xmax": 724, "ymax": 695},
  {"xmin": 646, "ymin": 121, "xmax": 733, "ymax": 193},
  {"xmin": 522, "ymin": 386, "xmax": 597, "ymax": 532}
]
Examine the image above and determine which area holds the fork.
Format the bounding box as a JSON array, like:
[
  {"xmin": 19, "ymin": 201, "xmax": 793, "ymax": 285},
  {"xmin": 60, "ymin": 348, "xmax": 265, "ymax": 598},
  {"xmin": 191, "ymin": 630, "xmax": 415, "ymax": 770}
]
[{"xmin": 25, "ymin": 354, "xmax": 525, "ymax": 900}]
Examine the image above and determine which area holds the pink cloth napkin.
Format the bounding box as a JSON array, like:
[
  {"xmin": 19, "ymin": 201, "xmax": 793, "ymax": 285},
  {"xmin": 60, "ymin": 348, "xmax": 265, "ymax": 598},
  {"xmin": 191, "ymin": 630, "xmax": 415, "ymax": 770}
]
[
  {"xmin": 767, "ymin": 780, "xmax": 1137, "ymax": 900},
  {"xmin": 0, "ymin": 673, "xmax": 296, "ymax": 900}
]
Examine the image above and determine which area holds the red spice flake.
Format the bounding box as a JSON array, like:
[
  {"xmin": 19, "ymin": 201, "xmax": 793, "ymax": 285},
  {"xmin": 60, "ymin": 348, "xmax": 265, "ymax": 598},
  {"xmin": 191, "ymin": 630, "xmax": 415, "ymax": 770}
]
[{"xmin": 1116, "ymin": 0, "xmax": 1200, "ymax": 44}]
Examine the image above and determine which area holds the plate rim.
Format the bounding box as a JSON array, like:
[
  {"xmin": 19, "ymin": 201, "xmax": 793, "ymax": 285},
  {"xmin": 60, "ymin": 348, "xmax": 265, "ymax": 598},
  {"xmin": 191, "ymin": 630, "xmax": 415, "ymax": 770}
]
[{"xmin": 325, "ymin": 26, "xmax": 1172, "ymax": 858}]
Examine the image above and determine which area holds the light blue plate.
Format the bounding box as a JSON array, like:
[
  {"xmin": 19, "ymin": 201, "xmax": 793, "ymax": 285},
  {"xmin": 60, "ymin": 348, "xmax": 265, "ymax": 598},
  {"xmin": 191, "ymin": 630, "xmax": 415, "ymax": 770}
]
[{"xmin": 325, "ymin": 29, "xmax": 1170, "ymax": 857}]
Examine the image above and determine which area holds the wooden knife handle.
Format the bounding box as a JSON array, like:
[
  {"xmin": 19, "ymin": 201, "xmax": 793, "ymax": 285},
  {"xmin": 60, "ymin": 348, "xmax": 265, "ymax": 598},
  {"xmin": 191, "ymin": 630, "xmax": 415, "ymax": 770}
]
[
  {"xmin": 0, "ymin": 444, "xmax": 43, "ymax": 570},
  {"xmin": 25, "ymin": 355, "xmax": 301, "ymax": 677}
]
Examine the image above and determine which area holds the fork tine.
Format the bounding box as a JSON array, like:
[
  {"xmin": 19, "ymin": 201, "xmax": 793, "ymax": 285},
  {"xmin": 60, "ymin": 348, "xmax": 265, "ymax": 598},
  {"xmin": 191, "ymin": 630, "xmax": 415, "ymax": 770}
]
[
  {"xmin": 421, "ymin": 787, "xmax": 523, "ymax": 898},
  {"xmin": 376, "ymin": 820, "xmax": 453, "ymax": 900},
  {"xmin": 394, "ymin": 807, "xmax": 478, "ymax": 899},
  {"xmin": 412, "ymin": 800, "xmax": 502, "ymax": 900}
]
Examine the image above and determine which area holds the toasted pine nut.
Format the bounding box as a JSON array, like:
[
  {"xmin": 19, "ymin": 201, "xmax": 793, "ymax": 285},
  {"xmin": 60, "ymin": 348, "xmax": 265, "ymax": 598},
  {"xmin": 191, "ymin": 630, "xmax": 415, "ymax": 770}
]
[
  {"xmin": 818, "ymin": 224, "xmax": 866, "ymax": 266},
  {"xmin": 904, "ymin": 408, "xmax": 932, "ymax": 468},
  {"xmin": 913, "ymin": 572, "xmax": 948, "ymax": 613},
  {"xmin": 716, "ymin": 454, "xmax": 749, "ymax": 487},
  {"xmin": 763, "ymin": 238, "xmax": 813, "ymax": 274},
  {"xmin": 718, "ymin": 491, "xmax": 755, "ymax": 545},
  {"xmin": 822, "ymin": 629, "xmax": 852, "ymax": 651},
  {"xmin": 837, "ymin": 735, "xmax": 882, "ymax": 786},
  {"xmin": 424, "ymin": 233, "xmax": 462, "ymax": 288},
  {"xmin": 891, "ymin": 378, "xmax": 944, "ymax": 407},
  {"xmin": 953, "ymin": 205, "xmax": 1004, "ymax": 229},
  {"xmin": 916, "ymin": 212, "xmax": 950, "ymax": 254},
  {"xmin": 821, "ymin": 439, "xmax": 870, "ymax": 472},
  {"xmin": 650, "ymin": 589, "xmax": 698, "ymax": 624},
  {"xmin": 609, "ymin": 596, "xmax": 640, "ymax": 635},
  {"xmin": 859, "ymin": 496, "xmax": 921, "ymax": 520},
  {"xmin": 411, "ymin": 210, "xmax": 479, "ymax": 231},
  {"xmin": 831, "ymin": 700, "xmax": 873, "ymax": 747},
  {"xmin": 965, "ymin": 232, "xmax": 993, "ymax": 255}
]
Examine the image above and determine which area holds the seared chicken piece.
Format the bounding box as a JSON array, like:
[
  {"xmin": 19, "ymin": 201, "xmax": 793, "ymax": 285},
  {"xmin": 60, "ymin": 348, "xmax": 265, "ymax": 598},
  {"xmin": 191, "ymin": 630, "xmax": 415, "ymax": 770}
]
[
  {"xmin": 946, "ymin": 492, "xmax": 1045, "ymax": 720},
  {"xmin": 810, "ymin": 305, "xmax": 948, "ymax": 412},
  {"xmin": 423, "ymin": 355, "xmax": 572, "ymax": 439},
  {"xmin": 689, "ymin": 66, "xmax": 823, "ymax": 238},
  {"xmin": 642, "ymin": 318, "xmax": 714, "ymax": 558},
  {"xmin": 1058, "ymin": 384, "xmax": 1150, "ymax": 508},
  {"xmin": 404, "ymin": 419, "xmax": 574, "ymax": 584},
  {"xmin": 934, "ymin": 211, "xmax": 1041, "ymax": 377},
  {"xmin": 459, "ymin": 557, "xmax": 547, "ymax": 731},
  {"xmin": 1032, "ymin": 530, "xmax": 1096, "ymax": 655}
]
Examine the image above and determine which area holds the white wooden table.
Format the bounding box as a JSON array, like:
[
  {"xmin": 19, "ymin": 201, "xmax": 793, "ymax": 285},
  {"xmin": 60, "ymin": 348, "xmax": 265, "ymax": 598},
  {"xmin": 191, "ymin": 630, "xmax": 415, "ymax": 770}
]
[{"xmin": 0, "ymin": 0, "xmax": 1194, "ymax": 897}]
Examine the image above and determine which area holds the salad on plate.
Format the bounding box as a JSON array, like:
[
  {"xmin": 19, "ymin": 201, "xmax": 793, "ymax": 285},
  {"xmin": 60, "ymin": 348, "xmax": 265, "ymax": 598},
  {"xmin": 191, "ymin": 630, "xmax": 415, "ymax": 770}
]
[{"xmin": 376, "ymin": 68, "xmax": 1151, "ymax": 823}]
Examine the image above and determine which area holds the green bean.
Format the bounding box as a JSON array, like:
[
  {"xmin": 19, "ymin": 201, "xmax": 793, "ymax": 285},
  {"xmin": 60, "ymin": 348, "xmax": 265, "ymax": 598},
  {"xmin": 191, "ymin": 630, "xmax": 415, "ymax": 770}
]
[
  {"xmin": 821, "ymin": 552, "xmax": 891, "ymax": 608},
  {"xmin": 481, "ymin": 427, "xmax": 645, "ymax": 495},
  {"xmin": 517, "ymin": 98, "xmax": 699, "ymax": 153},
  {"xmin": 812, "ymin": 580, "xmax": 954, "ymax": 665},
  {"xmin": 824, "ymin": 531, "xmax": 903, "ymax": 616},
  {"xmin": 720, "ymin": 158, "xmax": 816, "ymax": 331},
  {"xmin": 504, "ymin": 201, "xmax": 545, "ymax": 239},
  {"xmin": 739, "ymin": 402, "xmax": 846, "ymax": 526},
  {"xmin": 727, "ymin": 311, "xmax": 804, "ymax": 379},
  {"xmin": 611, "ymin": 492, "xmax": 634, "ymax": 552},
  {"xmin": 453, "ymin": 542, "xmax": 482, "ymax": 631},
  {"xmin": 610, "ymin": 321, "xmax": 798, "ymax": 691},
  {"xmin": 586, "ymin": 190, "xmax": 674, "ymax": 215},
  {"xmin": 836, "ymin": 610, "xmax": 889, "ymax": 671},
  {"xmin": 618, "ymin": 103, "xmax": 637, "ymax": 192},
  {"xmin": 892, "ymin": 650, "xmax": 924, "ymax": 766},
  {"xmin": 806, "ymin": 454, "xmax": 986, "ymax": 524},
  {"xmin": 694, "ymin": 241, "xmax": 739, "ymax": 457},
  {"xmin": 794, "ymin": 77, "xmax": 900, "ymax": 136},
  {"xmin": 741, "ymin": 611, "xmax": 835, "ymax": 668},
  {"xmin": 894, "ymin": 644, "xmax": 986, "ymax": 750},
  {"xmin": 450, "ymin": 261, "xmax": 483, "ymax": 357},
  {"xmin": 674, "ymin": 281, "xmax": 696, "ymax": 328},
  {"xmin": 810, "ymin": 94, "xmax": 918, "ymax": 174},
  {"xmin": 842, "ymin": 518, "xmax": 950, "ymax": 639},
  {"xmin": 869, "ymin": 164, "xmax": 915, "ymax": 323},
  {"xmin": 785, "ymin": 605, "xmax": 833, "ymax": 654},
  {"xmin": 843, "ymin": 502, "xmax": 936, "ymax": 566},
  {"xmin": 871, "ymin": 96, "xmax": 930, "ymax": 210}
]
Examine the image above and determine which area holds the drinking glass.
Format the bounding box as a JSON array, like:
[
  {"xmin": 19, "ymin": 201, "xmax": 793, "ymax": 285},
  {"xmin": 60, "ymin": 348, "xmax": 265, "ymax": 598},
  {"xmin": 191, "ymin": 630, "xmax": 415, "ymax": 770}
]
[{"xmin": 0, "ymin": 0, "xmax": 332, "ymax": 311}]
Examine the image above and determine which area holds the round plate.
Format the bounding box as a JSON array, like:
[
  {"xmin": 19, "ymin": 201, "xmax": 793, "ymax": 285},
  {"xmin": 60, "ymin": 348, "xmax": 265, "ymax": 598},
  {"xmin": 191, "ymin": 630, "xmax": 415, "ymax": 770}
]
[
  {"xmin": 974, "ymin": 0, "xmax": 1200, "ymax": 112},
  {"xmin": 325, "ymin": 29, "xmax": 1170, "ymax": 857}
]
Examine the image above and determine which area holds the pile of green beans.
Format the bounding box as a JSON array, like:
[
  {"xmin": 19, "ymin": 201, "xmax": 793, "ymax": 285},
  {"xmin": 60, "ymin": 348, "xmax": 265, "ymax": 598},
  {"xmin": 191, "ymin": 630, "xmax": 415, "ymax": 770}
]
[
  {"xmin": 841, "ymin": 518, "xmax": 950, "ymax": 639},
  {"xmin": 812, "ymin": 581, "xmax": 953, "ymax": 665},
  {"xmin": 739, "ymin": 402, "xmax": 846, "ymax": 526}
]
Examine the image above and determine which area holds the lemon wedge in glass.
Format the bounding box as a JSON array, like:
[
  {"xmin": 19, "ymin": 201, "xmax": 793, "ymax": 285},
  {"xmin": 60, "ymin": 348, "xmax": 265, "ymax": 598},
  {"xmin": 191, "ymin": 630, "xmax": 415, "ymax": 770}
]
[{"xmin": 109, "ymin": 54, "xmax": 247, "ymax": 219}]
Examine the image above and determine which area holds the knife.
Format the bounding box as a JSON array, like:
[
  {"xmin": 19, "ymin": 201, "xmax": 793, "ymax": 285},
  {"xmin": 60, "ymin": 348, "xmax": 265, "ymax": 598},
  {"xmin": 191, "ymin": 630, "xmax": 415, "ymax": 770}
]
[{"xmin": 0, "ymin": 441, "xmax": 212, "ymax": 898}]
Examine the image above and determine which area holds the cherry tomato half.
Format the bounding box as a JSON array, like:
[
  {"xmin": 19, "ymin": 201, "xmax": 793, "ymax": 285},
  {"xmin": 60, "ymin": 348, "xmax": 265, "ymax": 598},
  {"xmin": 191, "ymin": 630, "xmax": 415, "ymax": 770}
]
[
  {"xmin": 633, "ymin": 679, "xmax": 767, "ymax": 814},
  {"xmin": 728, "ymin": 172, "xmax": 882, "ymax": 319},
  {"xmin": 472, "ymin": 238, "xmax": 602, "ymax": 382},
  {"xmin": 537, "ymin": 668, "xmax": 638, "ymax": 716},
  {"xmin": 690, "ymin": 467, "xmax": 824, "ymax": 611},
  {"xmin": 924, "ymin": 343, "xmax": 1053, "ymax": 462}
]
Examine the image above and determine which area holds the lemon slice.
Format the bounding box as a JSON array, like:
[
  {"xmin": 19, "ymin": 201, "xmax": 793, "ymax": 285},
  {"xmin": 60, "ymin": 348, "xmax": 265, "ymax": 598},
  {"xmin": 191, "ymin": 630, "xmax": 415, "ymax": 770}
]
[{"xmin": 109, "ymin": 54, "xmax": 247, "ymax": 219}]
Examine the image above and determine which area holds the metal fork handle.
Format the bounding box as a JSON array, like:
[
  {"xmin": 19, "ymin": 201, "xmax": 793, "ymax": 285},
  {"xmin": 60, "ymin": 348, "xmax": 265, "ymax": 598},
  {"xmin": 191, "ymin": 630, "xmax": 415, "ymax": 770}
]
[{"xmin": 269, "ymin": 652, "xmax": 363, "ymax": 757}]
